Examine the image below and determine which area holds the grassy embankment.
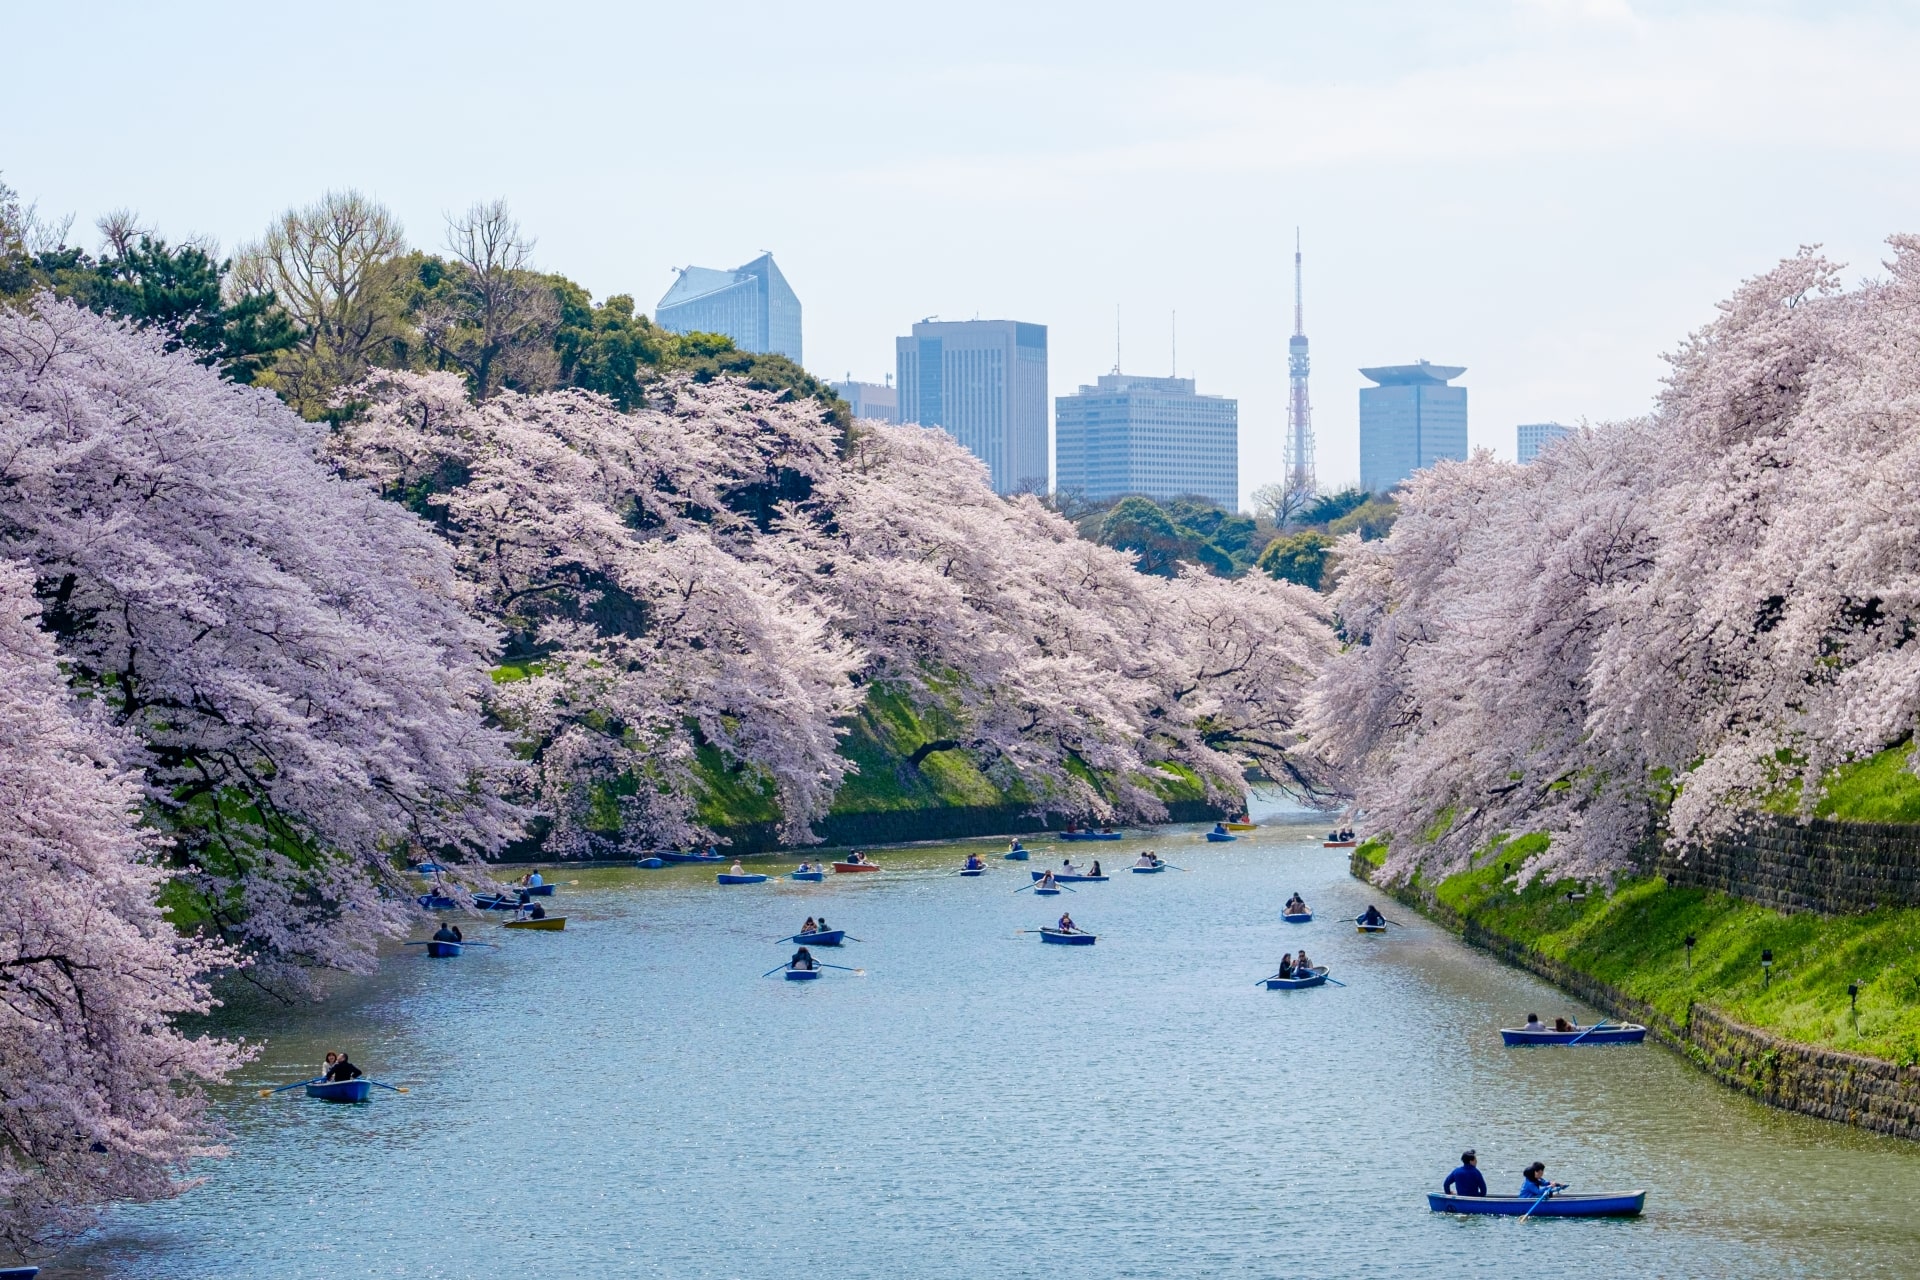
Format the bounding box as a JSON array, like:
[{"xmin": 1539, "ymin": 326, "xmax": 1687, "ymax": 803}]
[{"xmin": 1362, "ymin": 743, "xmax": 1920, "ymax": 1065}]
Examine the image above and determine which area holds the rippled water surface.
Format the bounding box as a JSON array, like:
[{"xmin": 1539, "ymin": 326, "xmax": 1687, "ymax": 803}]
[{"xmin": 50, "ymin": 811, "xmax": 1920, "ymax": 1278}]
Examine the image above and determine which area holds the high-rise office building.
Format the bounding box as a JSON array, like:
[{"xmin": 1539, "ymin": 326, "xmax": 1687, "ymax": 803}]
[
  {"xmin": 895, "ymin": 319, "xmax": 1049, "ymax": 494},
  {"xmin": 1517, "ymin": 421, "xmax": 1571, "ymax": 463},
  {"xmin": 655, "ymin": 252, "xmax": 802, "ymax": 364},
  {"xmin": 1358, "ymin": 360, "xmax": 1468, "ymax": 493},
  {"xmin": 1055, "ymin": 373, "xmax": 1239, "ymax": 510},
  {"xmin": 832, "ymin": 378, "xmax": 898, "ymax": 423}
]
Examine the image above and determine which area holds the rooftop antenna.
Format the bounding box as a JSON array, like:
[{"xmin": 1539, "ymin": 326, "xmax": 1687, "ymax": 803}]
[
  {"xmin": 1171, "ymin": 310, "xmax": 1177, "ymax": 377},
  {"xmin": 1114, "ymin": 304, "xmax": 1122, "ymax": 375},
  {"xmin": 1285, "ymin": 227, "xmax": 1317, "ymax": 499}
]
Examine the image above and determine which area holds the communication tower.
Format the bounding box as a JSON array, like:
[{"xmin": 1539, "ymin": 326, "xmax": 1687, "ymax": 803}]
[{"xmin": 1286, "ymin": 229, "xmax": 1316, "ymax": 496}]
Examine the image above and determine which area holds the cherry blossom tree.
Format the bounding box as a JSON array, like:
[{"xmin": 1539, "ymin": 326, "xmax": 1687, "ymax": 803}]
[
  {"xmin": 0, "ymin": 559, "xmax": 248, "ymax": 1252},
  {"xmin": 0, "ymin": 298, "xmax": 523, "ymax": 985}
]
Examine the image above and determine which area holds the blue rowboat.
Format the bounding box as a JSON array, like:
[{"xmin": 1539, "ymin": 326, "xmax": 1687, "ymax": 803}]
[
  {"xmin": 1500, "ymin": 1023, "xmax": 1647, "ymax": 1046},
  {"xmin": 1131, "ymin": 863, "xmax": 1168, "ymax": 874},
  {"xmin": 1282, "ymin": 911, "xmax": 1313, "ymax": 923},
  {"xmin": 305, "ymin": 1079, "xmax": 373, "ymax": 1103},
  {"xmin": 660, "ymin": 851, "xmax": 725, "ymax": 863},
  {"xmin": 416, "ymin": 892, "xmax": 457, "ymax": 910},
  {"xmin": 1205, "ymin": 830, "xmax": 1237, "ymax": 842},
  {"xmin": 793, "ymin": 929, "xmax": 845, "ymax": 947},
  {"xmin": 717, "ymin": 873, "xmax": 768, "ymax": 885},
  {"xmin": 959, "ymin": 866, "xmax": 986, "ymax": 876},
  {"xmin": 1034, "ymin": 885, "xmax": 1061, "ymax": 895},
  {"xmin": 1004, "ymin": 849, "xmax": 1030, "ymax": 861},
  {"xmin": 413, "ymin": 862, "xmax": 450, "ymax": 874},
  {"xmin": 1265, "ymin": 966, "xmax": 1329, "ymax": 989},
  {"xmin": 1427, "ymin": 1191, "xmax": 1645, "ymax": 1217},
  {"xmin": 473, "ymin": 893, "xmax": 521, "ymax": 911},
  {"xmin": 520, "ymin": 882, "xmax": 556, "ymax": 897},
  {"xmin": 0, "ymin": 1266, "xmax": 40, "ymax": 1278},
  {"xmin": 636, "ymin": 857, "xmax": 665, "ymax": 869},
  {"xmin": 426, "ymin": 940, "xmax": 463, "ymax": 958},
  {"xmin": 1039, "ymin": 927, "xmax": 1095, "ymax": 945},
  {"xmin": 790, "ymin": 868, "xmax": 825, "ymax": 881},
  {"xmin": 1061, "ymin": 831, "xmax": 1123, "ymax": 842},
  {"xmin": 1030, "ymin": 871, "xmax": 1109, "ymax": 883},
  {"xmin": 784, "ymin": 967, "xmax": 822, "ymax": 981}
]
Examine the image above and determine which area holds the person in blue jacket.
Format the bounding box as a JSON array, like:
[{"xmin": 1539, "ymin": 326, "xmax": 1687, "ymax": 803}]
[{"xmin": 1442, "ymin": 1150, "xmax": 1487, "ymax": 1197}]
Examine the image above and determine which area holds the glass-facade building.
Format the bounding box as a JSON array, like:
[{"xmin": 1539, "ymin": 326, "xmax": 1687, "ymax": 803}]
[
  {"xmin": 1517, "ymin": 421, "xmax": 1571, "ymax": 463},
  {"xmin": 655, "ymin": 253, "xmax": 802, "ymax": 364},
  {"xmin": 831, "ymin": 378, "xmax": 898, "ymax": 423},
  {"xmin": 1358, "ymin": 361, "xmax": 1468, "ymax": 493},
  {"xmin": 895, "ymin": 319, "xmax": 1049, "ymax": 494},
  {"xmin": 1055, "ymin": 374, "xmax": 1239, "ymax": 510}
]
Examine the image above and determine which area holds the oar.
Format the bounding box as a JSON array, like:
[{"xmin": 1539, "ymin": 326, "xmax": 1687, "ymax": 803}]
[
  {"xmin": 1159, "ymin": 862, "xmax": 1189, "ymax": 872},
  {"xmin": 761, "ymin": 963, "xmax": 793, "ymax": 977},
  {"xmin": 257, "ymin": 1076, "xmax": 324, "ymax": 1098},
  {"xmin": 1012, "ymin": 881, "xmax": 1075, "ymax": 894},
  {"xmin": 1321, "ymin": 974, "xmax": 1348, "ymax": 987},
  {"xmin": 365, "ymin": 1080, "xmax": 410, "ymax": 1094},
  {"xmin": 1520, "ymin": 1183, "xmax": 1565, "ymax": 1220},
  {"xmin": 1565, "ymin": 1020, "xmax": 1610, "ymax": 1045},
  {"xmin": 403, "ymin": 939, "xmax": 499, "ymax": 948},
  {"xmin": 815, "ymin": 962, "xmax": 865, "ymax": 973},
  {"xmin": 843, "ymin": 935, "xmax": 866, "ymax": 943}
]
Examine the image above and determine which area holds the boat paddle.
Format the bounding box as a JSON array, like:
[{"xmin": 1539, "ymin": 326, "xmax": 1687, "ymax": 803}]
[
  {"xmin": 1565, "ymin": 1020, "xmax": 1611, "ymax": 1045},
  {"xmin": 403, "ymin": 939, "xmax": 499, "ymax": 948},
  {"xmin": 1012, "ymin": 881, "xmax": 1075, "ymax": 894},
  {"xmin": 1321, "ymin": 974, "xmax": 1348, "ymax": 987},
  {"xmin": 365, "ymin": 1080, "xmax": 410, "ymax": 1094},
  {"xmin": 814, "ymin": 962, "xmax": 866, "ymax": 974},
  {"xmin": 1520, "ymin": 1183, "xmax": 1566, "ymax": 1220},
  {"xmin": 258, "ymin": 1076, "xmax": 325, "ymax": 1098}
]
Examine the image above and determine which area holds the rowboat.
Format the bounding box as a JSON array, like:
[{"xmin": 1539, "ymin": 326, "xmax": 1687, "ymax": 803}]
[
  {"xmin": 0, "ymin": 1266, "xmax": 38, "ymax": 1278},
  {"xmin": 520, "ymin": 882, "xmax": 557, "ymax": 897},
  {"xmin": 1034, "ymin": 885, "xmax": 1061, "ymax": 895},
  {"xmin": 1282, "ymin": 911, "xmax": 1313, "ymax": 923},
  {"xmin": 1131, "ymin": 863, "xmax": 1168, "ymax": 874},
  {"xmin": 959, "ymin": 867, "xmax": 986, "ymax": 877},
  {"xmin": 1356, "ymin": 922, "xmax": 1388, "ymax": 933},
  {"xmin": 1030, "ymin": 871, "xmax": 1109, "ymax": 882},
  {"xmin": 1060, "ymin": 830, "xmax": 1122, "ymax": 842},
  {"xmin": 636, "ymin": 857, "xmax": 665, "ymax": 869},
  {"xmin": 790, "ymin": 868, "xmax": 825, "ymax": 881},
  {"xmin": 717, "ymin": 873, "xmax": 768, "ymax": 885},
  {"xmin": 1265, "ymin": 966, "xmax": 1328, "ymax": 989},
  {"xmin": 832, "ymin": 861, "xmax": 881, "ymax": 873},
  {"xmin": 793, "ymin": 929, "xmax": 845, "ymax": 947},
  {"xmin": 1323, "ymin": 840, "xmax": 1358, "ymax": 848},
  {"xmin": 1427, "ymin": 1191, "xmax": 1645, "ymax": 1217},
  {"xmin": 784, "ymin": 967, "xmax": 822, "ymax": 981},
  {"xmin": 1500, "ymin": 1023, "xmax": 1648, "ymax": 1046},
  {"xmin": 1205, "ymin": 831, "xmax": 1237, "ymax": 842},
  {"xmin": 1224, "ymin": 822, "xmax": 1258, "ymax": 831},
  {"xmin": 1003, "ymin": 848, "xmax": 1031, "ymax": 861},
  {"xmin": 473, "ymin": 893, "xmax": 521, "ymax": 911},
  {"xmin": 305, "ymin": 1079, "xmax": 373, "ymax": 1103},
  {"xmin": 1039, "ymin": 927, "xmax": 1095, "ymax": 945},
  {"xmin": 416, "ymin": 892, "xmax": 457, "ymax": 910},
  {"xmin": 659, "ymin": 850, "xmax": 725, "ymax": 863},
  {"xmin": 413, "ymin": 862, "xmax": 450, "ymax": 874},
  {"xmin": 426, "ymin": 940, "xmax": 463, "ymax": 958},
  {"xmin": 504, "ymin": 916, "xmax": 566, "ymax": 930}
]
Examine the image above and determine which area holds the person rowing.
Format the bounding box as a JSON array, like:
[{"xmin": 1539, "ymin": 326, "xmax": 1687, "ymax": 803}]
[
  {"xmin": 1284, "ymin": 892, "xmax": 1308, "ymax": 914},
  {"xmin": 1037, "ymin": 870, "xmax": 1058, "ymax": 890},
  {"xmin": 964, "ymin": 853, "xmax": 985, "ymax": 870},
  {"xmin": 1294, "ymin": 949, "xmax": 1314, "ymax": 974},
  {"xmin": 1209, "ymin": 822, "xmax": 1228, "ymax": 835},
  {"xmin": 1520, "ymin": 1162, "xmax": 1565, "ymax": 1199},
  {"xmin": 801, "ymin": 917, "xmax": 818, "ymax": 935},
  {"xmin": 1357, "ymin": 904, "xmax": 1386, "ymax": 927},
  {"xmin": 845, "ymin": 850, "xmax": 866, "ymax": 865},
  {"xmin": 730, "ymin": 860, "xmax": 746, "ymax": 876},
  {"xmin": 432, "ymin": 922, "xmax": 461, "ymax": 944},
  {"xmin": 1133, "ymin": 850, "xmax": 1160, "ymax": 868},
  {"xmin": 326, "ymin": 1051, "xmax": 363, "ymax": 1083},
  {"xmin": 521, "ymin": 869, "xmax": 544, "ymax": 888},
  {"xmin": 1056, "ymin": 912, "xmax": 1078, "ymax": 934},
  {"xmin": 1443, "ymin": 1150, "xmax": 1487, "ymax": 1197},
  {"xmin": 1008, "ymin": 838, "xmax": 1026, "ymax": 852},
  {"xmin": 1553, "ymin": 1016, "xmax": 1574, "ymax": 1033},
  {"xmin": 790, "ymin": 946, "xmax": 817, "ymax": 971},
  {"xmin": 795, "ymin": 860, "xmax": 814, "ymax": 875}
]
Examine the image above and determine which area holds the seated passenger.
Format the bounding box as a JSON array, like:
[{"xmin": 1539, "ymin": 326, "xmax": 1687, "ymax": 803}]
[
  {"xmin": 1134, "ymin": 851, "xmax": 1157, "ymax": 867},
  {"xmin": 1294, "ymin": 950, "xmax": 1314, "ymax": 973},
  {"xmin": 730, "ymin": 861, "xmax": 746, "ymax": 876},
  {"xmin": 1443, "ymin": 1151, "xmax": 1487, "ymax": 1198},
  {"xmin": 1522, "ymin": 1013, "xmax": 1546, "ymax": 1032},
  {"xmin": 1276, "ymin": 955, "xmax": 1295, "ymax": 978},
  {"xmin": 1089, "ymin": 860, "xmax": 1102, "ymax": 877},
  {"xmin": 1553, "ymin": 1017, "xmax": 1573, "ymax": 1033}
]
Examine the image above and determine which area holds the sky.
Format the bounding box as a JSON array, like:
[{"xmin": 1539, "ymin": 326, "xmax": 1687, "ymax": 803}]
[{"xmin": 7, "ymin": 0, "xmax": 1920, "ymax": 504}]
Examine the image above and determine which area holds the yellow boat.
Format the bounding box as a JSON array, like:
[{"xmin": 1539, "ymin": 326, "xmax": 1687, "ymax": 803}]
[
  {"xmin": 1224, "ymin": 822, "xmax": 1258, "ymax": 831},
  {"xmin": 504, "ymin": 916, "xmax": 567, "ymax": 931}
]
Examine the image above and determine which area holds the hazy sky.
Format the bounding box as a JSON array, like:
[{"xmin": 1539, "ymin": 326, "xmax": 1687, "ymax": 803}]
[{"xmin": 7, "ymin": 0, "xmax": 1920, "ymax": 502}]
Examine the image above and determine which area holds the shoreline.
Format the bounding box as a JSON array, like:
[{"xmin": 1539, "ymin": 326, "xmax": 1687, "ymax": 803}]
[{"xmin": 1351, "ymin": 849, "xmax": 1920, "ymax": 1141}]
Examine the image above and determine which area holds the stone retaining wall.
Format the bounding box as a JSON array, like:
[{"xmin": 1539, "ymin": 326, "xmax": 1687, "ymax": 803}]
[
  {"xmin": 1353, "ymin": 850, "xmax": 1920, "ymax": 1140},
  {"xmin": 1659, "ymin": 818, "xmax": 1920, "ymax": 915}
]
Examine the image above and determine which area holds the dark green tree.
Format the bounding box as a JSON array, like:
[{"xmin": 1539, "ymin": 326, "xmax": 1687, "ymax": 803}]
[{"xmin": 1257, "ymin": 531, "xmax": 1334, "ymax": 590}]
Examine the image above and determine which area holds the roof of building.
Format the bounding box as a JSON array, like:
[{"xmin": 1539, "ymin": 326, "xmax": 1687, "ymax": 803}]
[
  {"xmin": 657, "ymin": 253, "xmax": 781, "ymax": 311},
  {"xmin": 1359, "ymin": 360, "xmax": 1466, "ymax": 386}
]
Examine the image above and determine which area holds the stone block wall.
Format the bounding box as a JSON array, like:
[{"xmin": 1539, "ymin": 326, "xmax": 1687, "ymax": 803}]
[{"xmin": 1658, "ymin": 818, "xmax": 1920, "ymax": 915}]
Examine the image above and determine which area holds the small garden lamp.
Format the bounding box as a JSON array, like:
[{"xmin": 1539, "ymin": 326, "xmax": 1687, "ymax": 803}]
[
  {"xmin": 1761, "ymin": 948, "xmax": 1774, "ymax": 987},
  {"xmin": 1684, "ymin": 933, "xmax": 1696, "ymax": 970},
  {"xmin": 1849, "ymin": 980, "xmax": 1860, "ymax": 1019}
]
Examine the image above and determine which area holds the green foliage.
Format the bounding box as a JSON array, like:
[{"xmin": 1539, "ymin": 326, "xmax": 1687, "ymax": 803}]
[
  {"xmin": 1417, "ymin": 837, "xmax": 1920, "ymax": 1063},
  {"xmin": 1815, "ymin": 743, "xmax": 1920, "ymax": 823},
  {"xmin": 1257, "ymin": 531, "xmax": 1334, "ymax": 589},
  {"xmin": 1299, "ymin": 488, "xmax": 1371, "ymax": 526},
  {"xmin": 1085, "ymin": 495, "xmax": 1258, "ymax": 578},
  {"xmin": 1326, "ymin": 496, "xmax": 1399, "ymax": 541}
]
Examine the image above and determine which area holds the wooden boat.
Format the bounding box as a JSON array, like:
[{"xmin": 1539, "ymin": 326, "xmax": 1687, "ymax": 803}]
[
  {"xmin": 1039, "ymin": 927, "xmax": 1095, "ymax": 945},
  {"xmin": 1356, "ymin": 922, "xmax": 1388, "ymax": 933},
  {"xmin": 1500, "ymin": 1023, "xmax": 1648, "ymax": 1046},
  {"xmin": 1205, "ymin": 830, "xmax": 1237, "ymax": 842},
  {"xmin": 305, "ymin": 1079, "xmax": 373, "ymax": 1103},
  {"xmin": 790, "ymin": 868, "xmax": 825, "ymax": 881},
  {"xmin": 1427, "ymin": 1190, "xmax": 1645, "ymax": 1217},
  {"xmin": 416, "ymin": 892, "xmax": 457, "ymax": 910},
  {"xmin": 1323, "ymin": 840, "xmax": 1358, "ymax": 848},
  {"xmin": 1265, "ymin": 966, "xmax": 1329, "ymax": 989},
  {"xmin": 1030, "ymin": 871, "xmax": 1109, "ymax": 882},
  {"xmin": 784, "ymin": 967, "xmax": 822, "ymax": 981},
  {"xmin": 1282, "ymin": 911, "xmax": 1313, "ymax": 923},
  {"xmin": 793, "ymin": 929, "xmax": 845, "ymax": 947},
  {"xmin": 635, "ymin": 857, "xmax": 665, "ymax": 869},
  {"xmin": 1003, "ymin": 848, "xmax": 1031, "ymax": 861},
  {"xmin": 473, "ymin": 893, "xmax": 521, "ymax": 911},
  {"xmin": 520, "ymin": 882, "xmax": 557, "ymax": 896},
  {"xmin": 716, "ymin": 872, "xmax": 768, "ymax": 885},
  {"xmin": 504, "ymin": 915, "xmax": 567, "ymax": 931},
  {"xmin": 1131, "ymin": 863, "xmax": 1168, "ymax": 873},
  {"xmin": 426, "ymin": 940, "xmax": 463, "ymax": 958},
  {"xmin": 832, "ymin": 861, "xmax": 881, "ymax": 873}
]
